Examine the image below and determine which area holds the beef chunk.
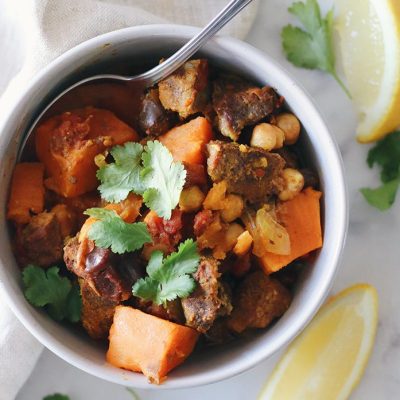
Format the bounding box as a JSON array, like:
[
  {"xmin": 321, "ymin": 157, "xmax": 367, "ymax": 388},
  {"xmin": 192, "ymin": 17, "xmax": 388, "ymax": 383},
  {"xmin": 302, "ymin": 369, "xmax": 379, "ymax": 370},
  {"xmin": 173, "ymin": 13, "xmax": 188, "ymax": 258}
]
[
  {"xmin": 227, "ymin": 270, "xmax": 291, "ymax": 333},
  {"xmin": 204, "ymin": 318, "xmax": 234, "ymax": 345},
  {"xmin": 273, "ymin": 147, "xmax": 299, "ymax": 169},
  {"xmin": 80, "ymin": 279, "xmax": 118, "ymax": 339},
  {"xmin": 134, "ymin": 298, "xmax": 184, "ymax": 324},
  {"xmin": 158, "ymin": 59, "xmax": 209, "ymax": 118},
  {"xmin": 64, "ymin": 237, "xmax": 140, "ymax": 302},
  {"xmin": 183, "ymin": 162, "xmax": 207, "ymax": 188},
  {"xmin": 63, "ymin": 236, "xmax": 82, "ymax": 276},
  {"xmin": 181, "ymin": 257, "xmax": 232, "ymax": 333},
  {"xmin": 207, "ymin": 141, "xmax": 285, "ymax": 203},
  {"xmin": 212, "ymin": 77, "xmax": 281, "ymax": 141},
  {"xmin": 18, "ymin": 212, "xmax": 63, "ymax": 267},
  {"xmin": 138, "ymin": 88, "xmax": 176, "ymax": 136}
]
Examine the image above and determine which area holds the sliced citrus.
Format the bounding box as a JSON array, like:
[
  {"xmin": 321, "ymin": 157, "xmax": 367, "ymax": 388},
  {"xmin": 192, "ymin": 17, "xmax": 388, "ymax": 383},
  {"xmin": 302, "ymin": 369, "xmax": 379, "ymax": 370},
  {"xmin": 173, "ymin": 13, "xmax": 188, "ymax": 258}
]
[
  {"xmin": 335, "ymin": 0, "xmax": 400, "ymax": 142},
  {"xmin": 259, "ymin": 284, "xmax": 378, "ymax": 400}
]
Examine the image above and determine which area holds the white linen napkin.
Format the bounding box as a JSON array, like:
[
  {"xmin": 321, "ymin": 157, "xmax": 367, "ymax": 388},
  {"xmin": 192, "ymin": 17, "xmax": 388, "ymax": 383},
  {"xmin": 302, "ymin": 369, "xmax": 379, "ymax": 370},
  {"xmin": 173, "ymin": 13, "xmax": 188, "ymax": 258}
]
[{"xmin": 0, "ymin": 1, "xmax": 259, "ymax": 399}]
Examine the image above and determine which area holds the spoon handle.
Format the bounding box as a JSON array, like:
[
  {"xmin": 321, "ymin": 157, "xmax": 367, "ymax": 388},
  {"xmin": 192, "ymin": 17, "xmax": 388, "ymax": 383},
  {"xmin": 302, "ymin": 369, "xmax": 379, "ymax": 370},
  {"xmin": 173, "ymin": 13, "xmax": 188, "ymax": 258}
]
[{"xmin": 133, "ymin": 0, "xmax": 255, "ymax": 85}]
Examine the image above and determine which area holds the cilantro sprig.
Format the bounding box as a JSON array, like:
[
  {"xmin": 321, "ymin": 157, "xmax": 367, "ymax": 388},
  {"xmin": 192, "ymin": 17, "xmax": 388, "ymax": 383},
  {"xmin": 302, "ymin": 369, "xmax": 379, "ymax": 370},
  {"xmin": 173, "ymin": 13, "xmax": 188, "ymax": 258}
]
[
  {"xmin": 23, "ymin": 265, "xmax": 81, "ymax": 322},
  {"xmin": 132, "ymin": 239, "xmax": 200, "ymax": 306},
  {"xmin": 96, "ymin": 140, "xmax": 186, "ymax": 219},
  {"xmin": 281, "ymin": 0, "xmax": 350, "ymax": 97},
  {"xmin": 84, "ymin": 208, "xmax": 151, "ymax": 254},
  {"xmin": 361, "ymin": 131, "xmax": 400, "ymax": 210},
  {"xmin": 97, "ymin": 142, "xmax": 145, "ymax": 203}
]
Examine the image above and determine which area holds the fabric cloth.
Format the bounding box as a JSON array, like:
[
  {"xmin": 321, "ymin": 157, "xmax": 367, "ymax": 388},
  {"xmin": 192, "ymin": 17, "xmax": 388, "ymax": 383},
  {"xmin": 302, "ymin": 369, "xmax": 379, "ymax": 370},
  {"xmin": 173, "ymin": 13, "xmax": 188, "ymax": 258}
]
[{"xmin": 0, "ymin": 1, "xmax": 259, "ymax": 399}]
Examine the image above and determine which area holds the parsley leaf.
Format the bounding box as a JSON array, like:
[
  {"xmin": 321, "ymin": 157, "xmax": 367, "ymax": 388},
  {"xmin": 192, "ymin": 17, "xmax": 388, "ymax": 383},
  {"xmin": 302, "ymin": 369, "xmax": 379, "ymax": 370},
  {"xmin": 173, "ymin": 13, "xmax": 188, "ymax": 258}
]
[
  {"xmin": 84, "ymin": 208, "xmax": 151, "ymax": 254},
  {"xmin": 43, "ymin": 395, "xmax": 70, "ymax": 400},
  {"xmin": 141, "ymin": 141, "xmax": 186, "ymax": 219},
  {"xmin": 282, "ymin": 0, "xmax": 350, "ymax": 97},
  {"xmin": 97, "ymin": 142, "xmax": 144, "ymax": 202},
  {"xmin": 23, "ymin": 265, "xmax": 81, "ymax": 322},
  {"xmin": 132, "ymin": 239, "xmax": 200, "ymax": 306},
  {"xmin": 361, "ymin": 131, "xmax": 400, "ymax": 210}
]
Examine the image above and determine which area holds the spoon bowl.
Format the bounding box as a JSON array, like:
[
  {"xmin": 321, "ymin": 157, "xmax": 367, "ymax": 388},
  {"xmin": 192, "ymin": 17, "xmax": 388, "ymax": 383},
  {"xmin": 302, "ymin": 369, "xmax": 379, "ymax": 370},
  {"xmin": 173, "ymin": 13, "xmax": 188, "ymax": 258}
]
[{"xmin": 18, "ymin": 0, "xmax": 254, "ymax": 159}]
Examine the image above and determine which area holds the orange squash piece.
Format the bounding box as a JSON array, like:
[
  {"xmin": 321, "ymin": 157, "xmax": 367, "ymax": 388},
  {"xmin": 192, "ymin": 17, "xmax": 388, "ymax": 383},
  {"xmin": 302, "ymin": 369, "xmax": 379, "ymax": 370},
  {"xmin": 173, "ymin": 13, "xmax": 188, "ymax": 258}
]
[
  {"xmin": 35, "ymin": 107, "xmax": 138, "ymax": 198},
  {"xmin": 7, "ymin": 163, "xmax": 45, "ymax": 224},
  {"xmin": 258, "ymin": 188, "xmax": 323, "ymax": 274},
  {"xmin": 159, "ymin": 116, "xmax": 213, "ymax": 165},
  {"xmin": 107, "ymin": 306, "xmax": 199, "ymax": 384}
]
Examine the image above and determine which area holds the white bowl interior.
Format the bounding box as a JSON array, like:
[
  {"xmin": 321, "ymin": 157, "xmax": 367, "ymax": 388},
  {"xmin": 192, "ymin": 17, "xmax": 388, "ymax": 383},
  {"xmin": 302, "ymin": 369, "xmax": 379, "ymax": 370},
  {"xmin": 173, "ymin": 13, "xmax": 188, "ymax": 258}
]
[{"xmin": 0, "ymin": 25, "xmax": 347, "ymax": 389}]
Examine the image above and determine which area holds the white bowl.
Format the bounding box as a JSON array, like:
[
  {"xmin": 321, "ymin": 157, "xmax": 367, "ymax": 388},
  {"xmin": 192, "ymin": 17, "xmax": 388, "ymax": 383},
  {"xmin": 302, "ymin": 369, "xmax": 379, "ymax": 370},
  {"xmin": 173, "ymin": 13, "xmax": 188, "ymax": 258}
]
[{"xmin": 0, "ymin": 25, "xmax": 347, "ymax": 389}]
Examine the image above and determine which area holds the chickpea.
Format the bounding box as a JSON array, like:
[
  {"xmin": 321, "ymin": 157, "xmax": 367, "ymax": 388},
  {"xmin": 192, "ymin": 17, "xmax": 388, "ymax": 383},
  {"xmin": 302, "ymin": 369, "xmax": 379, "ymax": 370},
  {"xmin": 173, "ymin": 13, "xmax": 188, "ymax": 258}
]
[
  {"xmin": 221, "ymin": 194, "xmax": 244, "ymax": 222},
  {"xmin": 250, "ymin": 123, "xmax": 285, "ymax": 151},
  {"xmin": 203, "ymin": 181, "xmax": 227, "ymax": 210},
  {"xmin": 276, "ymin": 113, "xmax": 301, "ymax": 145},
  {"xmin": 233, "ymin": 230, "xmax": 253, "ymax": 256},
  {"xmin": 224, "ymin": 223, "xmax": 245, "ymax": 250},
  {"xmin": 179, "ymin": 186, "xmax": 205, "ymax": 212},
  {"xmin": 279, "ymin": 168, "xmax": 304, "ymax": 201}
]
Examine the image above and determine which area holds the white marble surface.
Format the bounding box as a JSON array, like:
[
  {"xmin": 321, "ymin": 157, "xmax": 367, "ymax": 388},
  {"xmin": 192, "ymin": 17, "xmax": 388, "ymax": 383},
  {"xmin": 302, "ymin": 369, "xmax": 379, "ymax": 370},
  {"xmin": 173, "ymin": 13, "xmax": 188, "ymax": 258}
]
[{"xmin": 12, "ymin": 0, "xmax": 400, "ymax": 399}]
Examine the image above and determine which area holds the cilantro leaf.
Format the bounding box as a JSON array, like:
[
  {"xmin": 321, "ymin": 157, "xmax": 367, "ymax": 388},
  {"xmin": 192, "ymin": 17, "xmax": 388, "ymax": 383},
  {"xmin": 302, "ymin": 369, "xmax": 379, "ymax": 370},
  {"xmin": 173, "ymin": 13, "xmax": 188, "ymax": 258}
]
[
  {"xmin": 96, "ymin": 140, "xmax": 186, "ymax": 220},
  {"xmin": 97, "ymin": 142, "xmax": 144, "ymax": 202},
  {"xmin": 84, "ymin": 208, "xmax": 151, "ymax": 254},
  {"xmin": 361, "ymin": 131, "xmax": 400, "ymax": 210},
  {"xmin": 141, "ymin": 141, "xmax": 186, "ymax": 219},
  {"xmin": 367, "ymin": 131, "xmax": 400, "ymax": 183},
  {"xmin": 132, "ymin": 239, "xmax": 200, "ymax": 306},
  {"xmin": 43, "ymin": 395, "xmax": 70, "ymax": 400},
  {"xmin": 23, "ymin": 265, "xmax": 81, "ymax": 323},
  {"xmin": 282, "ymin": 0, "xmax": 350, "ymax": 97},
  {"xmin": 361, "ymin": 180, "xmax": 399, "ymax": 211}
]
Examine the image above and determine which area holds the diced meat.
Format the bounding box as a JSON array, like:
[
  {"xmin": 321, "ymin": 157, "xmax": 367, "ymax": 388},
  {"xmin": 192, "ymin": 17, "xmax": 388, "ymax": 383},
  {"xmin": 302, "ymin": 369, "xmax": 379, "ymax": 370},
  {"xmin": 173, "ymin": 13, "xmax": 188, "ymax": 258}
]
[
  {"xmin": 18, "ymin": 212, "xmax": 63, "ymax": 267},
  {"xmin": 227, "ymin": 270, "xmax": 291, "ymax": 333},
  {"xmin": 134, "ymin": 298, "xmax": 185, "ymax": 324},
  {"xmin": 50, "ymin": 204, "xmax": 78, "ymax": 237},
  {"xmin": 212, "ymin": 77, "xmax": 281, "ymax": 141},
  {"xmin": 181, "ymin": 257, "xmax": 232, "ymax": 333},
  {"xmin": 183, "ymin": 162, "xmax": 207, "ymax": 188},
  {"xmin": 273, "ymin": 147, "xmax": 299, "ymax": 169},
  {"xmin": 80, "ymin": 279, "xmax": 118, "ymax": 339},
  {"xmin": 143, "ymin": 209, "xmax": 183, "ymax": 256},
  {"xmin": 207, "ymin": 141, "xmax": 285, "ymax": 203},
  {"xmin": 138, "ymin": 88, "xmax": 176, "ymax": 136},
  {"xmin": 63, "ymin": 236, "xmax": 82, "ymax": 275},
  {"xmin": 193, "ymin": 209, "xmax": 214, "ymax": 237},
  {"xmin": 204, "ymin": 318, "xmax": 234, "ymax": 345},
  {"xmin": 158, "ymin": 59, "xmax": 209, "ymax": 118},
  {"xmin": 64, "ymin": 237, "xmax": 141, "ymax": 302}
]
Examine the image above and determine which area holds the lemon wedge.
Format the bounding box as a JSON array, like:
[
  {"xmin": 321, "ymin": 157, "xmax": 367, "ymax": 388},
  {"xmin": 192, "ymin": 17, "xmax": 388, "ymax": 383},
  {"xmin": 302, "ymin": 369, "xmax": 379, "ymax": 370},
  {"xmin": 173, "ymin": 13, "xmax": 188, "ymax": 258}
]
[
  {"xmin": 335, "ymin": 0, "xmax": 400, "ymax": 142},
  {"xmin": 259, "ymin": 284, "xmax": 378, "ymax": 400}
]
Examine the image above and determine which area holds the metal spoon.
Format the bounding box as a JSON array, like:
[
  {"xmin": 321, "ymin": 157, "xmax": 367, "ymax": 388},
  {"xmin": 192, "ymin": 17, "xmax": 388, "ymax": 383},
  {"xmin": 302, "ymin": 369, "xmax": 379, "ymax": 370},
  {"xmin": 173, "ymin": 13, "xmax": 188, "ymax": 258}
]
[{"xmin": 19, "ymin": 0, "xmax": 254, "ymax": 157}]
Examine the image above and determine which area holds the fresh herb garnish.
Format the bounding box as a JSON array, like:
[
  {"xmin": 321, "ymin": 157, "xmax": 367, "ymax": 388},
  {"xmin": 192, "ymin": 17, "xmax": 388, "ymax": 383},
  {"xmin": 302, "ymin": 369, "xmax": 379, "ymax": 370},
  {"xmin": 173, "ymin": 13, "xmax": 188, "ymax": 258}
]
[
  {"xmin": 132, "ymin": 239, "xmax": 200, "ymax": 306},
  {"xmin": 43, "ymin": 395, "xmax": 70, "ymax": 400},
  {"xmin": 23, "ymin": 265, "xmax": 81, "ymax": 322},
  {"xmin": 96, "ymin": 140, "xmax": 186, "ymax": 219},
  {"xmin": 361, "ymin": 131, "xmax": 400, "ymax": 210},
  {"xmin": 84, "ymin": 208, "xmax": 151, "ymax": 254},
  {"xmin": 141, "ymin": 141, "xmax": 186, "ymax": 219},
  {"xmin": 281, "ymin": 0, "xmax": 350, "ymax": 97},
  {"xmin": 97, "ymin": 142, "xmax": 145, "ymax": 202}
]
